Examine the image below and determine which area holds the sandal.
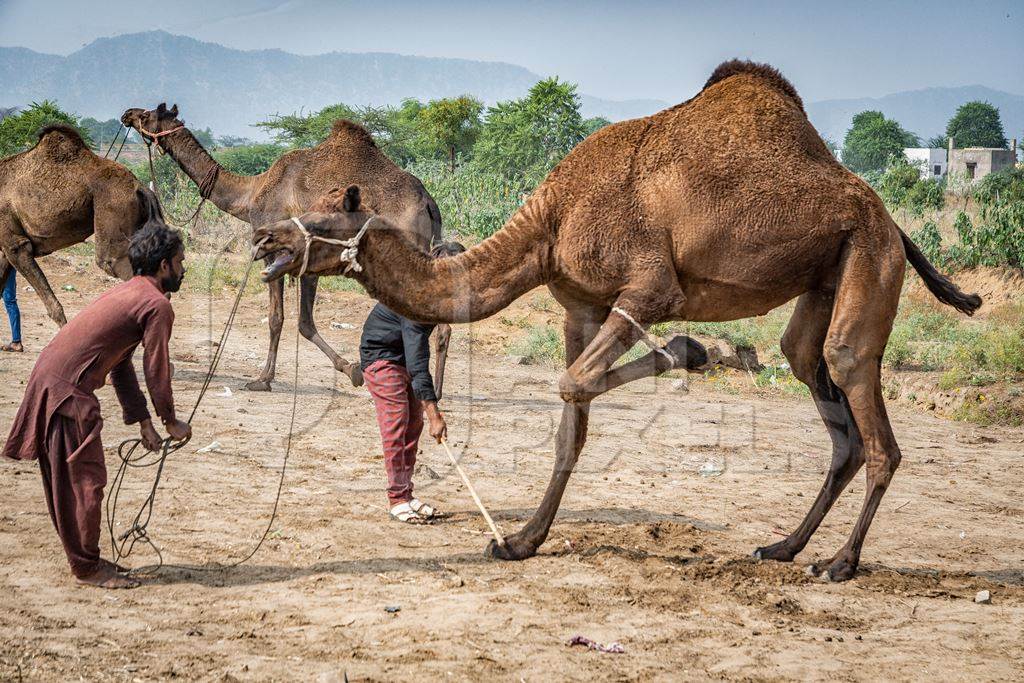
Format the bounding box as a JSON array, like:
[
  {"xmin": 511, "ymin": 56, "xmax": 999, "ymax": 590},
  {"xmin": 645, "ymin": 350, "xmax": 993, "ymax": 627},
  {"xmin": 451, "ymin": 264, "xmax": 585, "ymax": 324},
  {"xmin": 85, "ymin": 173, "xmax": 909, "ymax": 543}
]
[
  {"xmin": 409, "ymin": 498, "xmax": 445, "ymax": 520},
  {"xmin": 1, "ymin": 342, "xmax": 23, "ymax": 352},
  {"xmin": 390, "ymin": 502, "xmax": 429, "ymax": 525}
]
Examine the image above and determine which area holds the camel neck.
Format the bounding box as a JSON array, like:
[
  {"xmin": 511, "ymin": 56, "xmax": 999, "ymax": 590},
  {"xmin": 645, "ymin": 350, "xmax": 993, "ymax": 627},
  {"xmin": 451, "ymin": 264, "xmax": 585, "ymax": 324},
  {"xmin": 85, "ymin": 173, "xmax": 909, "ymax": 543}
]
[
  {"xmin": 157, "ymin": 128, "xmax": 258, "ymax": 222},
  {"xmin": 353, "ymin": 191, "xmax": 556, "ymax": 324}
]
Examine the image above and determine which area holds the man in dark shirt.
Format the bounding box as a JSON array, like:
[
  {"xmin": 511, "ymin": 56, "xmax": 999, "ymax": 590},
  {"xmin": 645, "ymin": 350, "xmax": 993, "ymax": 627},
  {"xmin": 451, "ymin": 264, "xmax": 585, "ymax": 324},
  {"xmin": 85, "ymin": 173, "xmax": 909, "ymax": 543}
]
[
  {"xmin": 359, "ymin": 242, "xmax": 465, "ymax": 523},
  {"xmin": 2, "ymin": 223, "xmax": 191, "ymax": 589}
]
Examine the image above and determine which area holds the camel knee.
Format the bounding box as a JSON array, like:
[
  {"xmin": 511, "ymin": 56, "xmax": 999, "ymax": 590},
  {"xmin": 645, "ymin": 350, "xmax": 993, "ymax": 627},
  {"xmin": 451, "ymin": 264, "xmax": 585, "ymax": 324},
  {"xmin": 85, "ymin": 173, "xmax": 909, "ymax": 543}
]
[
  {"xmin": 297, "ymin": 318, "xmax": 317, "ymax": 340},
  {"xmin": 822, "ymin": 339, "xmax": 860, "ymax": 389},
  {"xmin": 558, "ymin": 369, "xmax": 596, "ymax": 403}
]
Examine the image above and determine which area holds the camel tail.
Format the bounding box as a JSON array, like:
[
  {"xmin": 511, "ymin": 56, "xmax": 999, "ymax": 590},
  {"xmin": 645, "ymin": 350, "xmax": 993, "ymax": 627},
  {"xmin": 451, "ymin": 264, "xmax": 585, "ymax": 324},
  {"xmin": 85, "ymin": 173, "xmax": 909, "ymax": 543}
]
[
  {"xmin": 135, "ymin": 187, "xmax": 166, "ymax": 230},
  {"xmin": 898, "ymin": 228, "xmax": 982, "ymax": 316}
]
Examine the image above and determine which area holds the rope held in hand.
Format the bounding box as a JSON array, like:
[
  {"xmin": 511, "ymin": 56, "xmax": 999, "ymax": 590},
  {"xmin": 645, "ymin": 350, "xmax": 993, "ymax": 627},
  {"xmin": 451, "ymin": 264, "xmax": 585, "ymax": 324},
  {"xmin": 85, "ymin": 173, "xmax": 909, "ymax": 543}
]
[{"xmin": 107, "ymin": 236, "xmax": 297, "ymax": 575}]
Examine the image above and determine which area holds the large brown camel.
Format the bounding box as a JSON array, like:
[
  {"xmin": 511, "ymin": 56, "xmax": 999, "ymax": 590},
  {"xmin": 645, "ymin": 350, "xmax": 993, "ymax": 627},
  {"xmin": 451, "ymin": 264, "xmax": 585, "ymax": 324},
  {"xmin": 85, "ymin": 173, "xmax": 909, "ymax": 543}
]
[
  {"xmin": 120, "ymin": 104, "xmax": 449, "ymax": 392},
  {"xmin": 251, "ymin": 61, "xmax": 982, "ymax": 581},
  {"xmin": 0, "ymin": 125, "xmax": 166, "ymax": 326}
]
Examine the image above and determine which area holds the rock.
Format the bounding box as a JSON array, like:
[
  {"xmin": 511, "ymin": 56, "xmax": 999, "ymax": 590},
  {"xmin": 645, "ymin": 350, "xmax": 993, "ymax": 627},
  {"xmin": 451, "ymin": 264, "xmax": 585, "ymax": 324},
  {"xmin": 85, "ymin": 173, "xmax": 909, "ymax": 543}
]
[
  {"xmin": 975, "ymin": 590, "xmax": 991, "ymax": 604},
  {"xmin": 330, "ymin": 321, "xmax": 355, "ymax": 330},
  {"xmin": 702, "ymin": 339, "xmax": 762, "ymax": 372},
  {"xmin": 698, "ymin": 461, "xmax": 724, "ymax": 477}
]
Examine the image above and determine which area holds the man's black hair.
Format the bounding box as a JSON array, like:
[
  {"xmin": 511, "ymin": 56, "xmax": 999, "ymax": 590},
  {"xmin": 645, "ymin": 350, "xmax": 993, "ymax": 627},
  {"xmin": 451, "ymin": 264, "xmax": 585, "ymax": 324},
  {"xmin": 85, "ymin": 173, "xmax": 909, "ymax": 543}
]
[{"xmin": 129, "ymin": 223, "xmax": 183, "ymax": 276}]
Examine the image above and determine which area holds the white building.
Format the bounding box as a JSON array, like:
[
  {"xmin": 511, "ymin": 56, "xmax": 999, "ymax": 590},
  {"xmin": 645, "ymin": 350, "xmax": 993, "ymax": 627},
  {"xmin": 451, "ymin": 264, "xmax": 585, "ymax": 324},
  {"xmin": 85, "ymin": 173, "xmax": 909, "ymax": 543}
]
[{"xmin": 904, "ymin": 148, "xmax": 947, "ymax": 180}]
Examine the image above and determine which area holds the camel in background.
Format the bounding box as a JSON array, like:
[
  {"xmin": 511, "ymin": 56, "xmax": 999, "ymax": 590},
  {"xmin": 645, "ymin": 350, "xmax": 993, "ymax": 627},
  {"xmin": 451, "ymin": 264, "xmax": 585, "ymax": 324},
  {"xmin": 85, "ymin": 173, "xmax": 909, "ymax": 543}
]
[
  {"xmin": 0, "ymin": 125, "xmax": 166, "ymax": 326},
  {"xmin": 121, "ymin": 104, "xmax": 448, "ymax": 392},
  {"xmin": 252, "ymin": 61, "xmax": 982, "ymax": 581}
]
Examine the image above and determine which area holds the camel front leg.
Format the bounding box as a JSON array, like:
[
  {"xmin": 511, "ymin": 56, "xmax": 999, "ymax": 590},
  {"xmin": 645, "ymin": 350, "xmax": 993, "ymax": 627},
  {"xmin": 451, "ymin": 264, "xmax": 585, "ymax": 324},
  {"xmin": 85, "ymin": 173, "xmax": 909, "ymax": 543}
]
[
  {"xmin": 246, "ymin": 274, "xmax": 284, "ymax": 391},
  {"xmin": 5, "ymin": 240, "xmax": 66, "ymax": 326},
  {"xmin": 92, "ymin": 188, "xmax": 136, "ymax": 281},
  {"xmin": 432, "ymin": 324, "xmax": 452, "ymax": 400},
  {"xmin": 487, "ymin": 304, "xmax": 608, "ymax": 561},
  {"xmin": 296, "ymin": 275, "xmax": 363, "ymax": 387}
]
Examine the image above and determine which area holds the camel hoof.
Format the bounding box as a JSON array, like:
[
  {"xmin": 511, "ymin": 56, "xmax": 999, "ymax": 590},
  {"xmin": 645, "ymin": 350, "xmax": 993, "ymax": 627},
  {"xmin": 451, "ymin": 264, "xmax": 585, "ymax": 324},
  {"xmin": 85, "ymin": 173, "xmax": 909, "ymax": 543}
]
[
  {"xmin": 347, "ymin": 364, "xmax": 364, "ymax": 388},
  {"xmin": 826, "ymin": 559, "xmax": 858, "ymax": 582},
  {"xmin": 485, "ymin": 537, "xmax": 536, "ymax": 561},
  {"xmin": 753, "ymin": 541, "xmax": 796, "ymax": 563},
  {"xmin": 244, "ymin": 380, "xmax": 272, "ymax": 392},
  {"xmin": 665, "ymin": 334, "xmax": 709, "ymax": 370}
]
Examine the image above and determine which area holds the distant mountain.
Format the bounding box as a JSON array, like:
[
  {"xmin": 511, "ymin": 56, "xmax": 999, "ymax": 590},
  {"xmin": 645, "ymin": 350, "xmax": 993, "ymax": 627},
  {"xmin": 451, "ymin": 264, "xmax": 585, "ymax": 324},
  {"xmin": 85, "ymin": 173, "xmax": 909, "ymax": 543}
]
[
  {"xmin": 0, "ymin": 31, "xmax": 668, "ymax": 137},
  {"xmin": 807, "ymin": 86, "xmax": 1024, "ymax": 146}
]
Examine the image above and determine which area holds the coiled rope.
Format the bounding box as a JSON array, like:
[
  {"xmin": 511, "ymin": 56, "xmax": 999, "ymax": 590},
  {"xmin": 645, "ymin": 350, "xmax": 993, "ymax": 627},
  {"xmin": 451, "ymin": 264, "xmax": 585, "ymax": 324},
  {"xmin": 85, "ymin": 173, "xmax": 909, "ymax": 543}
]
[{"xmin": 106, "ymin": 239, "xmax": 300, "ymax": 575}]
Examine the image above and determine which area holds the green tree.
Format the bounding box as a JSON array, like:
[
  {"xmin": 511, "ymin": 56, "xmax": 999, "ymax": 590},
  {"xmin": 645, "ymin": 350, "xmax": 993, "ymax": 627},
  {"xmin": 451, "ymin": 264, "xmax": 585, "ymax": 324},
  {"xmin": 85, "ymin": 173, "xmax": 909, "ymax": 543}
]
[
  {"xmin": 945, "ymin": 101, "xmax": 1007, "ymax": 149},
  {"xmin": 217, "ymin": 135, "xmax": 254, "ymax": 148},
  {"xmin": 417, "ymin": 96, "xmax": 483, "ymax": 171},
  {"xmin": 214, "ymin": 143, "xmax": 287, "ymax": 175},
  {"xmin": 583, "ymin": 116, "xmax": 611, "ymax": 138},
  {"xmin": 473, "ymin": 77, "xmax": 587, "ymax": 185},
  {"xmin": 193, "ymin": 127, "xmax": 217, "ymax": 149},
  {"xmin": 926, "ymin": 134, "xmax": 948, "ymax": 149},
  {"xmin": 256, "ymin": 103, "xmax": 359, "ymax": 148},
  {"xmin": 0, "ymin": 100, "xmax": 92, "ymax": 156},
  {"xmin": 79, "ymin": 117, "xmax": 130, "ymax": 149},
  {"xmin": 841, "ymin": 110, "xmax": 919, "ymax": 174}
]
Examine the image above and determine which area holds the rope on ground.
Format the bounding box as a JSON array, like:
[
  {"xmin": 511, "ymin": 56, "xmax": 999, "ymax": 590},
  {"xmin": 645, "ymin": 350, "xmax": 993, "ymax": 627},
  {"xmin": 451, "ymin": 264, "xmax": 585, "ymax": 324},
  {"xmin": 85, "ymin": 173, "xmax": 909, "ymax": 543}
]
[{"xmin": 107, "ymin": 237, "xmax": 297, "ymax": 574}]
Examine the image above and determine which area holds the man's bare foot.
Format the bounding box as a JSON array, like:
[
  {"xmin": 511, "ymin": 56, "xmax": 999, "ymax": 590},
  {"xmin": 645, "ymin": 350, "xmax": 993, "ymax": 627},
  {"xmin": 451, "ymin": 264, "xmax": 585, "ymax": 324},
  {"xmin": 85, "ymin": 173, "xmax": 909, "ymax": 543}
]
[
  {"xmin": 76, "ymin": 563, "xmax": 139, "ymax": 589},
  {"xmin": 1, "ymin": 341, "xmax": 22, "ymax": 352}
]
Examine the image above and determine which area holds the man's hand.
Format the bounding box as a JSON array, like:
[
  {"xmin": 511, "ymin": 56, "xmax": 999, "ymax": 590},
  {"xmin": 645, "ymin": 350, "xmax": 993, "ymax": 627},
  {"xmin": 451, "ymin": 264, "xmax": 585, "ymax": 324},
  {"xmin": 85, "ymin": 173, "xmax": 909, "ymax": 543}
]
[
  {"xmin": 164, "ymin": 419, "xmax": 192, "ymax": 443},
  {"xmin": 423, "ymin": 401, "xmax": 448, "ymax": 444},
  {"xmin": 139, "ymin": 419, "xmax": 163, "ymax": 451}
]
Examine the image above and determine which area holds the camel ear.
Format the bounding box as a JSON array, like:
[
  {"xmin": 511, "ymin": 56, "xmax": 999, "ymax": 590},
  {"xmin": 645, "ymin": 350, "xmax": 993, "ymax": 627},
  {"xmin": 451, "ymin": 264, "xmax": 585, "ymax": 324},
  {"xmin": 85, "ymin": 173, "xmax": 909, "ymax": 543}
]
[
  {"xmin": 169, "ymin": 104, "xmax": 178, "ymax": 118},
  {"xmin": 156, "ymin": 102, "xmax": 167, "ymax": 115},
  {"xmin": 343, "ymin": 185, "xmax": 361, "ymax": 212}
]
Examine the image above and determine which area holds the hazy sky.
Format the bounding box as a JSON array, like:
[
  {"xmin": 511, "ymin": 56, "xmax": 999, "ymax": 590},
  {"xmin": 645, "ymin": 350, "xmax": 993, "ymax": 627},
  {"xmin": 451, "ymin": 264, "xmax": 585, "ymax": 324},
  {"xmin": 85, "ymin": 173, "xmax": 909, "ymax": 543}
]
[{"xmin": 0, "ymin": 0, "xmax": 1020, "ymax": 102}]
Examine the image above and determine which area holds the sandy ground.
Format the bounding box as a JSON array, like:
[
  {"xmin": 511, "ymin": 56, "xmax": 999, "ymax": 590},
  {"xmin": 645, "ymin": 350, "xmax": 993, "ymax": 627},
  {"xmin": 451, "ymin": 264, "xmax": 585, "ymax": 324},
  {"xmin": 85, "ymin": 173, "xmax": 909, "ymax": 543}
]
[{"xmin": 1, "ymin": 258, "xmax": 1023, "ymax": 682}]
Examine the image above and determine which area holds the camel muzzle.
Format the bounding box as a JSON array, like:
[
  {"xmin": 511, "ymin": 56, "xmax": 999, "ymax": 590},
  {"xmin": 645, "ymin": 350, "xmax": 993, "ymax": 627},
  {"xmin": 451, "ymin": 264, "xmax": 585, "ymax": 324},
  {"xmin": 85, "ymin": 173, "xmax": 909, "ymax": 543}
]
[{"xmin": 258, "ymin": 249, "xmax": 296, "ymax": 281}]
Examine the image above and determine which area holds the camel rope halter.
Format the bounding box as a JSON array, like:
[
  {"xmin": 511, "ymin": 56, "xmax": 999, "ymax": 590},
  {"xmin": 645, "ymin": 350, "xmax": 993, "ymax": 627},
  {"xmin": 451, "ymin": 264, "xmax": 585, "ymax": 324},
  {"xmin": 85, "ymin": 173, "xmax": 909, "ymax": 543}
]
[
  {"xmin": 138, "ymin": 125, "xmax": 185, "ymax": 144},
  {"xmin": 290, "ymin": 215, "xmax": 374, "ymax": 277}
]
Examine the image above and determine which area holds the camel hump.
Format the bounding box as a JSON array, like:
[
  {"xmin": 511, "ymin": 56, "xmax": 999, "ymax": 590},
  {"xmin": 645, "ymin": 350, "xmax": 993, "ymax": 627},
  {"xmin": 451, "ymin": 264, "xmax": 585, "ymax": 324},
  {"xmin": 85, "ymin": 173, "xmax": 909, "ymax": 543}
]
[
  {"xmin": 330, "ymin": 119, "xmax": 377, "ymax": 148},
  {"xmin": 703, "ymin": 59, "xmax": 804, "ymax": 114},
  {"xmin": 37, "ymin": 124, "xmax": 88, "ymax": 147}
]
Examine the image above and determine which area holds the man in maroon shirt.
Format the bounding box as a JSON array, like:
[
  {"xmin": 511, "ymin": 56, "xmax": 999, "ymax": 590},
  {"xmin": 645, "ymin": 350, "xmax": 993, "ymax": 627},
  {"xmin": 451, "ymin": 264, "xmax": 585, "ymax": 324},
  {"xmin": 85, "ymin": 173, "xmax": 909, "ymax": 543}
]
[{"xmin": 2, "ymin": 223, "xmax": 191, "ymax": 588}]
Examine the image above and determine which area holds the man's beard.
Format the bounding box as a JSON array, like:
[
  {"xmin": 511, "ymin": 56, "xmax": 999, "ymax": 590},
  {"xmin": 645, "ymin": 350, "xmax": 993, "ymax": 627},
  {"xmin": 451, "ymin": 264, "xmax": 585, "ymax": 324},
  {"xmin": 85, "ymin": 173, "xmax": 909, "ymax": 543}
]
[{"xmin": 161, "ymin": 271, "xmax": 184, "ymax": 293}]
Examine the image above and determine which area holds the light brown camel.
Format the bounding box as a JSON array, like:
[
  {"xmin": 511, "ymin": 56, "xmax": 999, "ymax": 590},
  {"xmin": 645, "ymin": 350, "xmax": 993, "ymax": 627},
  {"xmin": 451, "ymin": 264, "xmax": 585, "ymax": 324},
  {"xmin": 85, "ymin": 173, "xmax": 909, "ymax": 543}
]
[
  {"xmin": 120, "ymin": 104, "xmax": 449, "ymax": 392},
  {"xmin": 251, "ymin": 61, "xmax": 982, "ymax": 581},
  {"xmin": 0, "ymin": 124, "xmax": 166, "ymax": 326}
]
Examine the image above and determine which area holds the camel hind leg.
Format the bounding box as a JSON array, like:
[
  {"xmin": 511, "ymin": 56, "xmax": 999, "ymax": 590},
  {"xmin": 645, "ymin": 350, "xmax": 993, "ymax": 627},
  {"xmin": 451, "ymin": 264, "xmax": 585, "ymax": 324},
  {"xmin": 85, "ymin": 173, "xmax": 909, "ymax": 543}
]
[
  {"xmin": 810, "ymin": 237, "xmax": 905, "ymax": 581},
  {"xmin": 2, "ymin": 226, "xmax": 66, "ymax": 326},
  {"xmin": 754, "ymin": 290, "xmax": 865, "ymax": 563},
  {"xmin": 296, "ymin": 275, "xmax": 363, "ymax": 387}
]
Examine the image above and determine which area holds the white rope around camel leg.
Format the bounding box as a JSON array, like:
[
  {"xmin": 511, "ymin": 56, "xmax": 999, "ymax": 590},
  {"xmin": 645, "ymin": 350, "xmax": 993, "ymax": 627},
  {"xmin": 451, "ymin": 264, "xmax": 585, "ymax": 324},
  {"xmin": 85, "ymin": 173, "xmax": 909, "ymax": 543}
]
[
  {"xmin": 611, "ymin": 306, "xmax": 676, "ymax": 365},
  {"xmin": 439, "ymin": 438, "xmax": 505, "ymax": 547}
]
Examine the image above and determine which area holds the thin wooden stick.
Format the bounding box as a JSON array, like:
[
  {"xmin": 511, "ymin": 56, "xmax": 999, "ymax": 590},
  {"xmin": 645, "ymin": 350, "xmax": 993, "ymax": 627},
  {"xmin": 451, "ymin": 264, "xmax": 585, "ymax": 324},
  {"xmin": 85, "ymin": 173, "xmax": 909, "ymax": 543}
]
[{"xmin": 440, "ymin": 439, "xmax": 505, "ymax": 547}]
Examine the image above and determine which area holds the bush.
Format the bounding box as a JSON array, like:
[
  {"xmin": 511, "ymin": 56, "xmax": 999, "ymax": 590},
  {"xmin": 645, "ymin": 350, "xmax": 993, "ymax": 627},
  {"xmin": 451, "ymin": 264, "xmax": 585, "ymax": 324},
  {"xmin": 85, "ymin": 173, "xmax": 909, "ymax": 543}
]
[
  {"xmin": 214, "ymin": 143, "xmax": 287, "ymax": 175},
  {"xmin": 904, "ymin": 177, "xmax": 945, "ymax": 216},
  {"xmin": 508, "ymin": 325, "xmax": 565, "ymax": 366},
  {"xmin": 408, "ymin": 159, "xmax": 524, "ymax": 240},
  {"xmin": 909, "ymin": 220, "xmax": 944, "ymax": 264}
]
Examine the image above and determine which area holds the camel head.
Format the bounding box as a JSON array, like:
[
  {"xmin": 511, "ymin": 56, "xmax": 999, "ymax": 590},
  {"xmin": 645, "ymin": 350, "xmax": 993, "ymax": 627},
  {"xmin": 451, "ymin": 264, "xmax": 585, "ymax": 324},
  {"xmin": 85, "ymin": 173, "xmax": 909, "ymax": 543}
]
[
  {"xmin": 252, "ymin": 185, "xmax": 377, "ymax": 282},
  {"xmin": 120, "ymin": 102, "xmax": 183, "ymax": 142}
]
